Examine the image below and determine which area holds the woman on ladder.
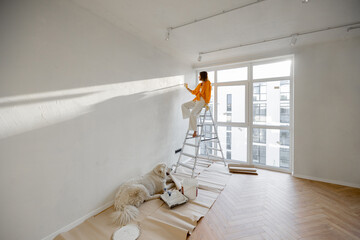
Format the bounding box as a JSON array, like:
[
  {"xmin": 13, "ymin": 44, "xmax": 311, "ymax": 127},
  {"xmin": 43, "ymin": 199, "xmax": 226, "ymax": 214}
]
[{"xmin": 182, "ymin": 71, "xmax": 212, "ymax": 138}]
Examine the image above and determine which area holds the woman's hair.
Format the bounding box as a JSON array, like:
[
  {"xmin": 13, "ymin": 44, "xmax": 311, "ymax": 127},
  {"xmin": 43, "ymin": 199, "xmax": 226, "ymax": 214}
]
[{"xmin": 199, "ymin": 71, "xmax": 208, "ymax": 81}]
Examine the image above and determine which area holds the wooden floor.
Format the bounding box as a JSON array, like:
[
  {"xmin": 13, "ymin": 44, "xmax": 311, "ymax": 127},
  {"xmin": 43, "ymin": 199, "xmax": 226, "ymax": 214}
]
[{"xmin": 188, "ymin": 169, "xmax": 360, "ymax": 240}]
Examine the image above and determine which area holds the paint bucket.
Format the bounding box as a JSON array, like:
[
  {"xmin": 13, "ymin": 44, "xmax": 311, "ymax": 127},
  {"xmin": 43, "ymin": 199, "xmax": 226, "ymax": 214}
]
[{"xmin": 181, "ymin": 178, "xmax": 198, "ymax": 200}]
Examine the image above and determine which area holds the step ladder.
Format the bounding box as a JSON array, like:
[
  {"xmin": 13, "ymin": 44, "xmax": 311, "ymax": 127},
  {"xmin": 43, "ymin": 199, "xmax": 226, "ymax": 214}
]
[{"xmin": 174, "ymin": 107, "xmax": 226, "ymax": 178}]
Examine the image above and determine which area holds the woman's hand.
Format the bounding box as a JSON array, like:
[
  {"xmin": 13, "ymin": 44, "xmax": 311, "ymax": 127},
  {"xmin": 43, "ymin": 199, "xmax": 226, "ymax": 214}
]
[{"xmin": 184, "ymin": 83, "xmax": 192, "ymax": 93}]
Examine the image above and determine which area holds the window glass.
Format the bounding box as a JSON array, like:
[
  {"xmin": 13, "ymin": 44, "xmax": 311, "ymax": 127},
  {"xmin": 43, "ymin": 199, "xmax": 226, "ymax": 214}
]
[
  {"xmin": 252, "ymin": 128, "xmax": 290, "ymax": 169},
  {"xmin": 253, "ymin": 60, "xmax": 291, "ymax": 79},
  {"xmin": 253, "ymin": 80, "xmax": 290, "ymax": 126},
  {"xmin": 218, "ymin": 86, "xmax": 245, "ymax": 123},
  {"xmin": 217, "ymin": 67, "xmax": 247, "ymax": 82},
  {"xmin": 217, "ymin": 126, "xmax": 247, "ymax": 162}
]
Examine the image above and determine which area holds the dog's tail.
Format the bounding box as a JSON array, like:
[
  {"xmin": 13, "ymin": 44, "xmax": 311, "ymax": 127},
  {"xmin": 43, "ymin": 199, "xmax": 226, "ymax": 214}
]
[{"xmin": 112, "ymin": 205, "xmax": 139, "ymax": 226}]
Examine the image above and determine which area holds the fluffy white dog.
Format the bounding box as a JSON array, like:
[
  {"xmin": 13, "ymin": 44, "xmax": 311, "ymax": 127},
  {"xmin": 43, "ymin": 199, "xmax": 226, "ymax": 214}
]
[{"xmin": 112, "ymin": 163, "xmax": 168, "ymax": 226}]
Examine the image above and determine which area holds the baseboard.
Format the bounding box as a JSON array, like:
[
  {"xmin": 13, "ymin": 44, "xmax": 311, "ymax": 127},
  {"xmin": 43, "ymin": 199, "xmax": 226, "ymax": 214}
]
[
  {"xmin": 41, "ymin": 200, "xmax": 114, "ymax": 240},
  {"xmin": 292, "ymin": 173, "xmax": 360, "ymax": 189}
]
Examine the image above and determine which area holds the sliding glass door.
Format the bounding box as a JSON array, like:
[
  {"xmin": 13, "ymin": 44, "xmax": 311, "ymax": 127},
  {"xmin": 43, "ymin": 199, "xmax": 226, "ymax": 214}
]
[{"xmin": 197, "ymin": 56, "xmax": 293, "ymax": 172}]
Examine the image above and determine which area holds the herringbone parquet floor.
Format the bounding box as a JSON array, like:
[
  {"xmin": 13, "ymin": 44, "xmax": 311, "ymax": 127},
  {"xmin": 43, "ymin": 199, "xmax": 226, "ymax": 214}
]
[{"xmin": 189, "ymin": 169, "xmax": 360, "ymax": 240}]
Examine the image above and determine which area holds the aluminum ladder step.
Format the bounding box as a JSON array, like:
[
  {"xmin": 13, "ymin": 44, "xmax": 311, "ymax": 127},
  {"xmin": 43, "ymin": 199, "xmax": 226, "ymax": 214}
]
[
  {"xmin": 203, "ymin": 132, "xmax": 216, "ymax": 135},
  {"xmin": 178, "ymin": 162, "xmax": 194, "ymax": 169},
  {"xmin": 207, "ymin": 154, "xmax": 224, "ymax": 159},
  {"xmin": 184, "ymin": 143, "xmax": 198, "ymax": 148},
  {"xmin": 197, "ymin": 123, "xmax": 213, "ymax": 126},
  {"xmin": 175, "ymin": 107, "xmax": 226, "ymax": 177},
  {"xmin": 181, "ymin": 152, "xmax": 196, "ymax": 159},
  {"xmin": 201, "ymin": 137, "xmax": 218, "ymax": 142},
  {"xmin": 206, "ymin": 147, "xmax": 222, "ymax": 151}
]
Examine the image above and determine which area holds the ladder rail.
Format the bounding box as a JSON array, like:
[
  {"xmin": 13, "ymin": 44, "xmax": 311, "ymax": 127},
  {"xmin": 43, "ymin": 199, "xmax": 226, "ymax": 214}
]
[
  {"xmin": 175, "ymin": 106, "xmax": 226, "ymax": 177},
  {"xmin": 208, "ymin": 108, "xmax": 226, "ymax": 166},
  {"xmin": 174, "ymin": 128, "xmax": 190, "ymax": 173},
  {"xmin": 191, "ymin": 108, "xmax": 207, "ymax": 177}
]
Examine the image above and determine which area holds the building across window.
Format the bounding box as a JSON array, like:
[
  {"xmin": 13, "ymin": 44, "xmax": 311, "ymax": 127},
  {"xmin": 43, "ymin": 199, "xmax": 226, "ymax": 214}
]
[
  {"xmin": 253, "ymin": 83, "xmax": 267, "ymax": 101},
  {"xmin": 227, "ymin": 151, "xmax": 231, "ymax": 160},
  {"xmin": 226, "ymin": 132, "xmax": 231, "ymax": 150},
  {"xmin": 280, "ymin": 103, "xmax": 290, "ymax": 123},
  {"xmin": 253, "ymin": 103, "xmax": 267, "ymax": 122},
  {"xmin": 280, "ymin": 130, "xmax": 290, "ymax": 146},
  {"xmin": 200, "ymin": 125, "xmax": 213, "ymax": 155},
  {"xmin": 280, "ymin": 148, "xmax": 290, "ymax": 168},
  {"xmin": 253, "ymin": 128, "xmax": 266, "ymax": 143},
  {"xmin": 253, "ymin": 145, "xmax": 266, "ymax": 165},
  {"xmin": 227, "ymin": 94, "xmax": 232, "ymax": 112},
  {"xmin": 280, "ymin": 80, "xmax": 290, "ymax": 101}
]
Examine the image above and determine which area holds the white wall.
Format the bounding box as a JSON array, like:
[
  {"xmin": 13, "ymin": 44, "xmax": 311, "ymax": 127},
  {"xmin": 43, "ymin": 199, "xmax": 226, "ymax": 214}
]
[
  {"xmin": 293, "ymin": 37, "xmax": 360, "ymax": 187},
  {"xmin": 0, "ymin": 1, "xmax": 193, "ymax": 240}
]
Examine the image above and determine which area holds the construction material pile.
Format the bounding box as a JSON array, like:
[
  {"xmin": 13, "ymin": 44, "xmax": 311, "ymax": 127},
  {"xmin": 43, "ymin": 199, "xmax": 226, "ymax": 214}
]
[{"xmin": 228, "ymin": 163, "xmax": 258, "ymax": 175}]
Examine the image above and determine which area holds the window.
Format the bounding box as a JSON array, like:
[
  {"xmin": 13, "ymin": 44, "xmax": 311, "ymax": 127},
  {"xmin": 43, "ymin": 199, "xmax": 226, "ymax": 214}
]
[
  {"xmin": 217, "ymin": 86, "xmax": 245, "ymax": 123},
  {"xmin": 218, "ymin": 126, "xmax": 247, "ymax": 162},
  {"xmin": 217, "ymin": 67, "xmax": 247, "ymax": 82},
  {"xmin": 253, "ymin": 60, "xmax": 291, "ymax": 79},
  {"xmin": 197, "ymin": 56, "xmax": 292, "ymax": 170},
  {"xmin": 253, "ymin": 80, "xmax": 290, "ymax": 126}
]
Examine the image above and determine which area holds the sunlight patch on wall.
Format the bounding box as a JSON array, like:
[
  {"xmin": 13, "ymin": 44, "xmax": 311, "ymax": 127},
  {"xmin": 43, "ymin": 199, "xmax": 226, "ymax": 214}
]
[{"xmin": 0, "ymin": 75, "xmax": 184, "ymax": 139}]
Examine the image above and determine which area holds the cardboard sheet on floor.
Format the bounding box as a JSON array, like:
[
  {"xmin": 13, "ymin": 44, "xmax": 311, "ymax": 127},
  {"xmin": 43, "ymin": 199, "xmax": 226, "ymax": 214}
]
[
  {"xmin": 198, "ymin": 169, "xmax": 231, "ymax": 185},
  {"xmin": 54, "ymin": 163, "xmax": 231, "ymax": 240},
  {"xmin": 207, "ymin": 163, "xmax": 232, "ymax": 174},
  {"xmin": 190, "ymin": 189, "xmax": 219, "ymax": 208},
  {"xmin": 138, "ymin": 216, "xmax": 188, "ymax": 240}
]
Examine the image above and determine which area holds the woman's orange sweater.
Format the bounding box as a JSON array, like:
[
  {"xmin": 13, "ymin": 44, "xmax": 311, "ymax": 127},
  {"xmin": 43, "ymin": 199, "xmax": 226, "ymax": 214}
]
[{"xmin": 191, "ymin": 80, "xmax": 212, "ymax": 104}]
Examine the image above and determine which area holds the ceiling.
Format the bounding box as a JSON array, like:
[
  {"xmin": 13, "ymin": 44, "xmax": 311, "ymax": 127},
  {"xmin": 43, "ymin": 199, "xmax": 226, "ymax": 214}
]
[{"xmin": 71, "ymin": 0, "xmax": 360, "ymax": 66}]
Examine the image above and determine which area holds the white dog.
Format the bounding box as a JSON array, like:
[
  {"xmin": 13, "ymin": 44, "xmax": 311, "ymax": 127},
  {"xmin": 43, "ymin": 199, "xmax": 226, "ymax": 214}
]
[{"xmin": 112, "ymin": 163, "xmax": 168, "ymax": 226}]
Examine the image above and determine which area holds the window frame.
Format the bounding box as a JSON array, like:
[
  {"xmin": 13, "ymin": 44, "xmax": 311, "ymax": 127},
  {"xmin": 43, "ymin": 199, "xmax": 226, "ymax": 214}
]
[{"xmin": 196, "ymin": 55, "xmax": 294, "ymax": 173}]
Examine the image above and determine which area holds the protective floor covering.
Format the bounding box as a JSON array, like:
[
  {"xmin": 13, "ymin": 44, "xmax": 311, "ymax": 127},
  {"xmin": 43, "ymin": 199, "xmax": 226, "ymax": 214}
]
[{"xmin": 54, "ymin": 162, "xmax": 231, "ymax": 240}]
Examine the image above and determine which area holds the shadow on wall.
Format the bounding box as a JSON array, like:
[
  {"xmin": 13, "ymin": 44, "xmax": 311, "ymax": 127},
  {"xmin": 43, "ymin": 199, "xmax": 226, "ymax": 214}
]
[{"xmin": 0, "ymin": 75, "xmax": 184, "ymax": 139}]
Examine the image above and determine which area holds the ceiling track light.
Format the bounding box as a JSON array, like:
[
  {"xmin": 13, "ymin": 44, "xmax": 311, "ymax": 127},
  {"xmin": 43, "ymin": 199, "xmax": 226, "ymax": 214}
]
[
  {"xmin": 196, "ymin": 20, "xmax": 360, "ymax": 60},
  {"xmin": 165, "ymin": 28, "xmax": 172, "ymax": 41},
  {"xmin": 290, "ymin": 34, "xmax": 298, "ymax": 46},
  {"xmin": 198, "ymin": 54, "xmax": 202, "ymax": 62},
  {"xmin": 347, "ymin": 26, "xmax": 360, "ymax": 32},
  {"xmin": 166, "ymin": 0, "xmax": 266, "ymax": 39}
]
